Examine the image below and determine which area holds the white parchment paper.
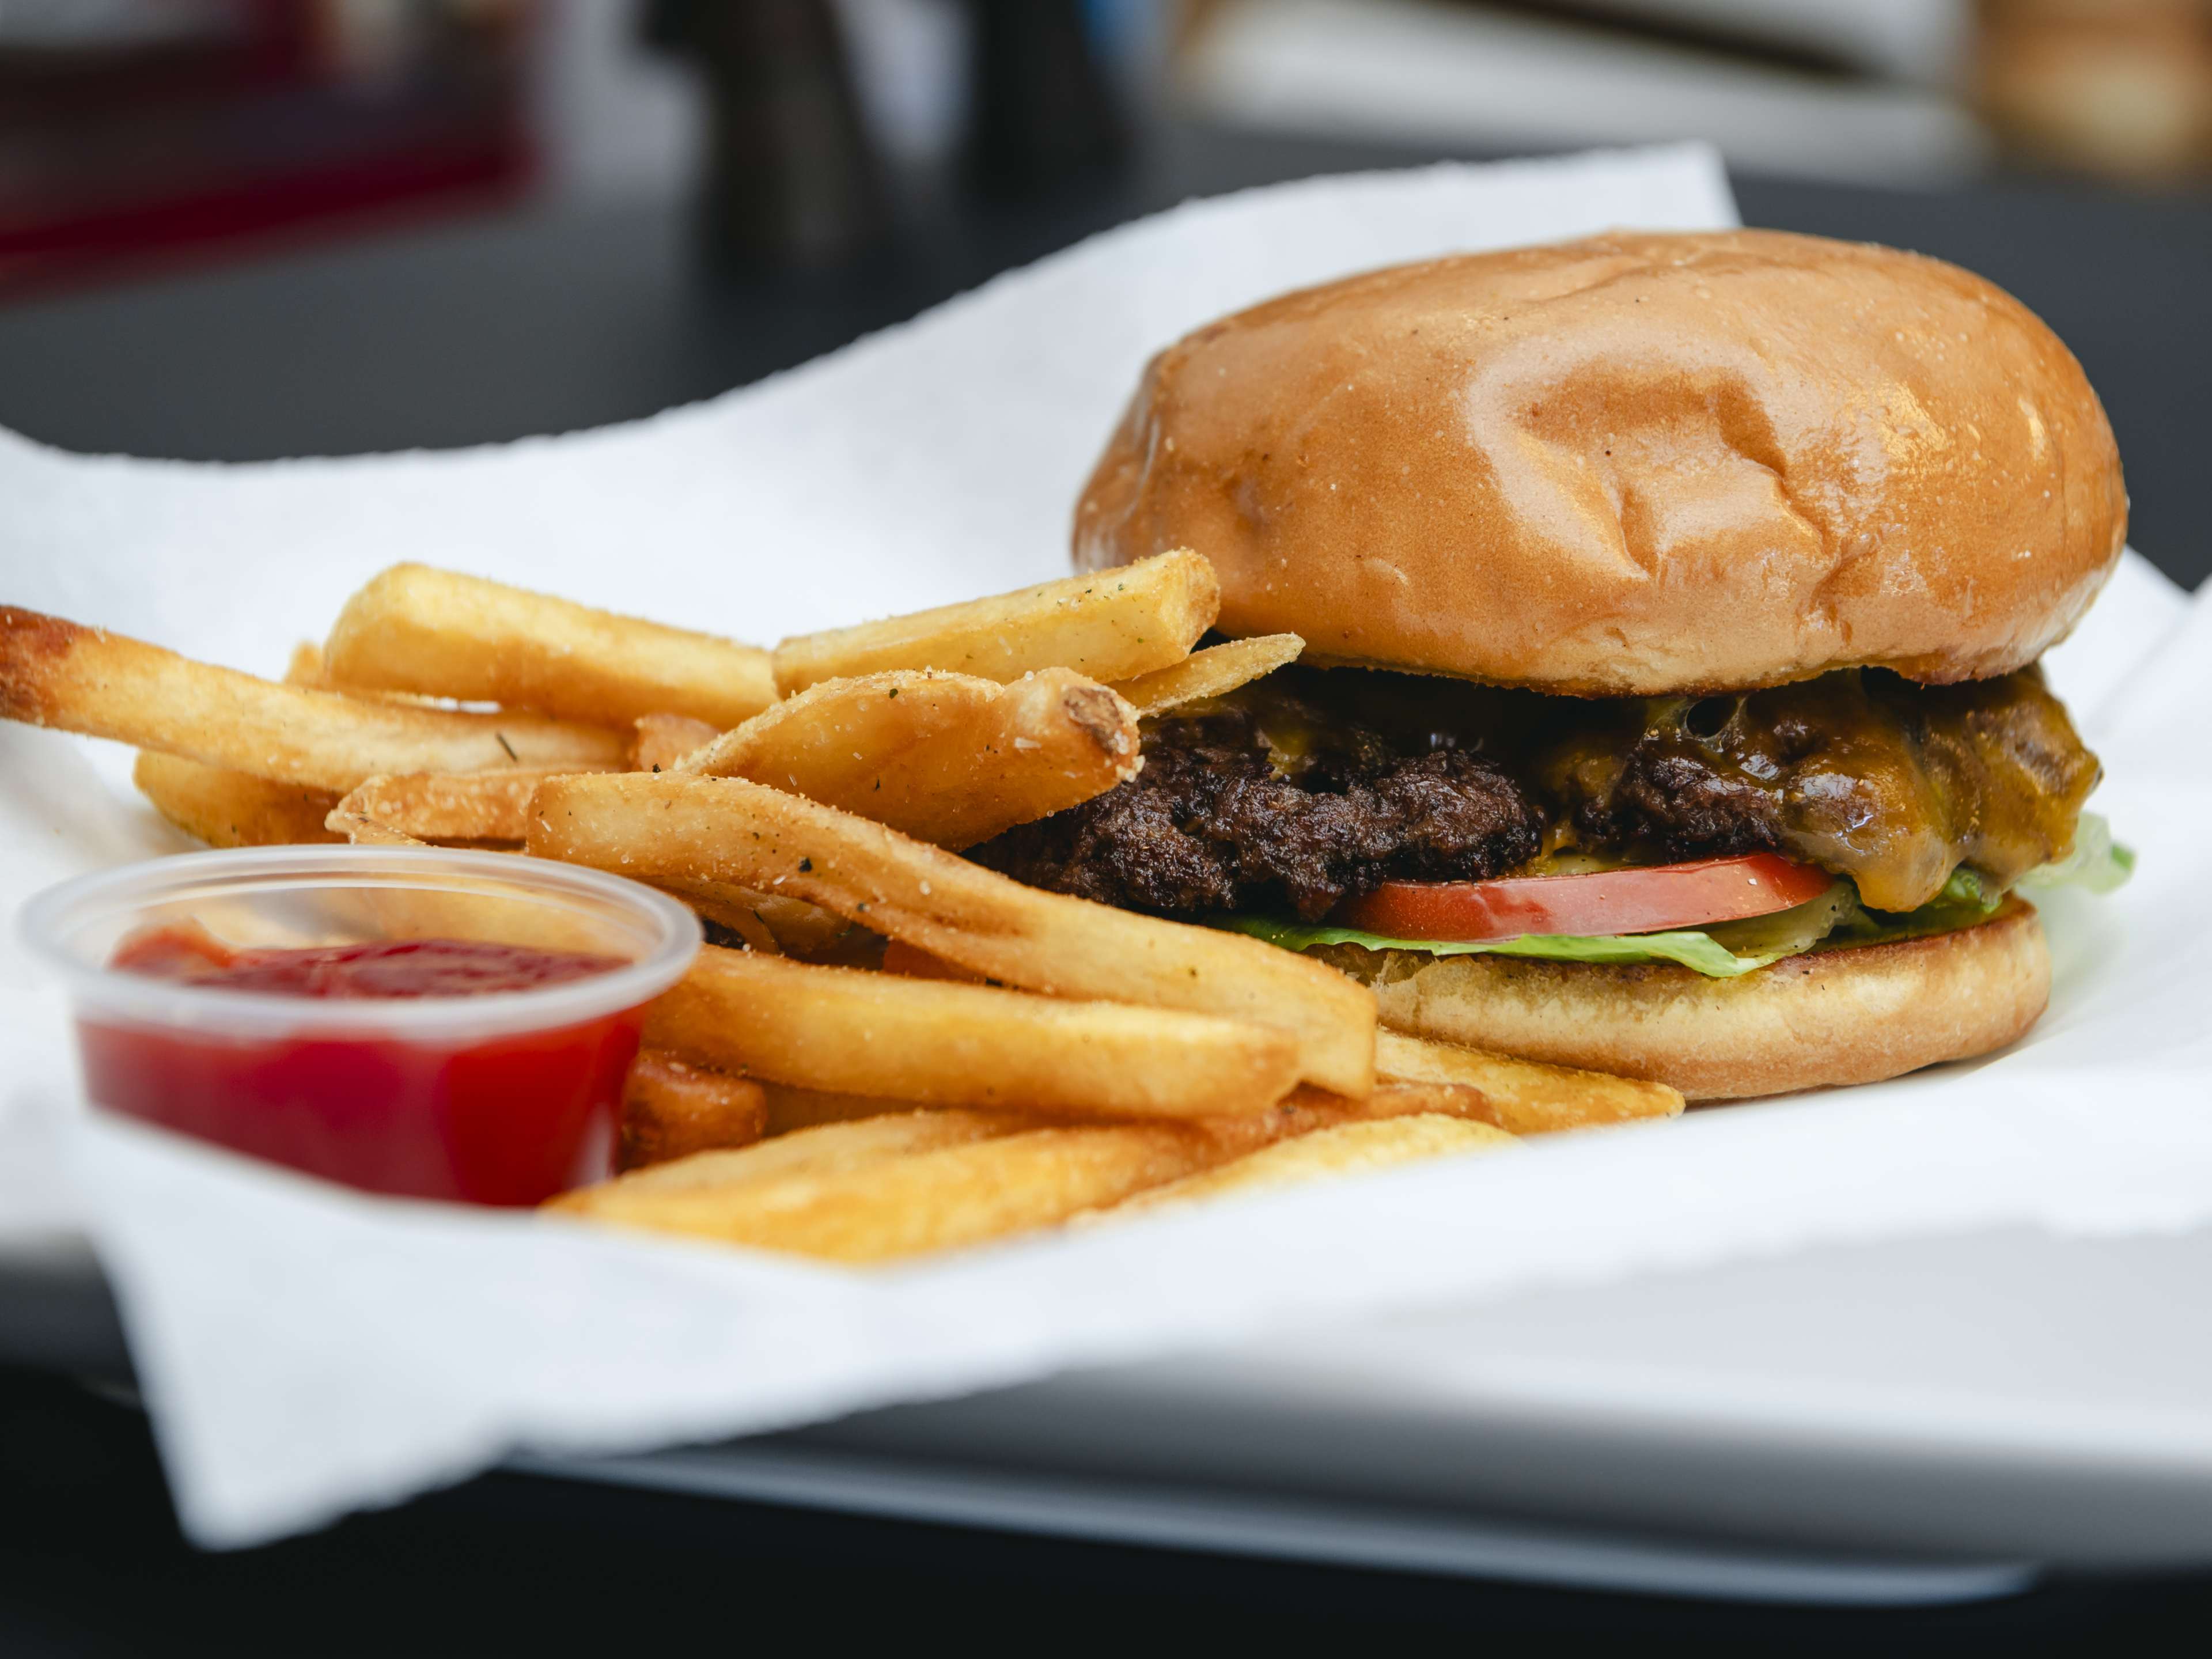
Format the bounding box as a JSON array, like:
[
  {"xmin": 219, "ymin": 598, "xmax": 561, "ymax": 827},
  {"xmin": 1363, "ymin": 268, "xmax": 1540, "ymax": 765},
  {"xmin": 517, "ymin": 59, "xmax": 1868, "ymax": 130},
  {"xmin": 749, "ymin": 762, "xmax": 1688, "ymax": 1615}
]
[{"xmin": 4, "ymin": 145, "xmax": 2209, "ymax": 1548}]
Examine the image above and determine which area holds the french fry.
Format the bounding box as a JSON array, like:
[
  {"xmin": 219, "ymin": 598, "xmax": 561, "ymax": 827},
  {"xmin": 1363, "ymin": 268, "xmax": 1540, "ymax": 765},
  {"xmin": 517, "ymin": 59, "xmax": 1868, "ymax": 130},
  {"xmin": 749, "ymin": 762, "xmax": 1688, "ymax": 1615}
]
[
  {"xmin": 881, "ymin": 938, "xmax": 986, "ymax": 983},
  {"xmin": 652, "ymin": 879, "xmax": 781, "ymax": 953},
  {"xmin": 127, "ymin": 634, "xmax": 381, "ymax": 847},
  {"xmin": 619, "ymin": 1051, "xmax": 768, "ymax": 1172},
  {"xmin": 324, "ymin": 564, "xmax": 777, "ymax": 728},
  {"xmin": 681, "ymin": 668, "xmax": 1140, "ymax": 847},
  {"xmin": 1109, "ymin": 634, "xmax": 1305, "ymax": 717},
  {"xmin": 320, "ymin": 809, "xmax": 628, "ymax": 955},
  {"xmin": 1375, "ymin": 1031, "xmax": 1683, "ymax": 1134},
  {"xmin": 771, "ymin": 548, "xmax": 1218, "ymax": 694},
  {"xmin": 632, "ymin": 713, "xmax": 720, "ymax": 773},
  {"xmin": 1181, "ymin": 1079, "xmax": 1533, "ymax": 1161},
  {"xmin": 648, "ymin": 876, "xmax": 869, "ymax": 959},
  {"xmin": 1111, "ymin": 1115, "xmax": 1514, "ymax": 1215},
  {"xmin": 596, "ymin": 1109, "xmax": 1021, "ymax": 1195},
  {"xmin": 644, "ymin": 945, "xmax": 1300, "ymax": 1119},
  {"xmin": 286, "ymin": 641, "xmax": 328, "ymax": 686},
  {"xmin": 133, "ymin": 751, "xmax": 342, "ymax": 847},
  {"xmin": 325, "ymin": 809, "xmax": 427, "ymax": 847},
  {"xmin": 757, "ymin": 1081, "xmax": 917, "ymax": 1135},
  {"xmin": 747, "ymin": 1073, "xmax": 1472, "ymax": 1150},
  {"xmin": 0, "ymin": 608, "xmax": 627, "ymax": 790},
  {"xmin": 555, "ymin": 1117, "xmax": 1222, "ymax": 1262},
  {"xmin": 283, "ymin": 639, "xmax": 444, "ymax": 707},
  {"xmin": 529, "ymin": 773, "xmax": 1377, "ymax": 1096},
  {"xmin": 333, "ymin": 767, "xmax": 606, "ymax": 845}
]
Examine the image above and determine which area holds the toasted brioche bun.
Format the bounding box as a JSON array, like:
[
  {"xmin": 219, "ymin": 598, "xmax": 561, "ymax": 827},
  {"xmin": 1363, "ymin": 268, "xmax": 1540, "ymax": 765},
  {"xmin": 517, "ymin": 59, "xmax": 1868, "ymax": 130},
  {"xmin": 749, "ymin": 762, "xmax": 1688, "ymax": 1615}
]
[
  {"xmin": 1308, "ymin": 899, "xmax": 2049, "ymax": 1100},
  {"xmin": 1075, "ymin": 231, "xmax": 2124, "ymax": 695}
]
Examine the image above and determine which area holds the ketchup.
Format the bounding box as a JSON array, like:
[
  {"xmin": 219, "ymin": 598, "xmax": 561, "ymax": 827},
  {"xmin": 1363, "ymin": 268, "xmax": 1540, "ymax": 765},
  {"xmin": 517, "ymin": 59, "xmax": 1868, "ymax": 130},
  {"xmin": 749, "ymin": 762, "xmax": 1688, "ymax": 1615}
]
[
  {"xmin": 109, "ymin": 926, "xmax": 623, "ymax": 997},
  {"xmin": 83, "ymin": 924, "xmax": 645, "ymax": 1206}
]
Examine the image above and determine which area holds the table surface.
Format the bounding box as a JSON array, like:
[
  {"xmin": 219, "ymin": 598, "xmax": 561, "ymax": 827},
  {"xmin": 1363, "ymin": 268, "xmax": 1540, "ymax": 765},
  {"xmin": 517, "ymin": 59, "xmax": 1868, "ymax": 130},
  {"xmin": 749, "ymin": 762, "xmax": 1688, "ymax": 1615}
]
[{"xmin": 2, "ymin": 123, "xmax": 2207, "ymax": 1650}]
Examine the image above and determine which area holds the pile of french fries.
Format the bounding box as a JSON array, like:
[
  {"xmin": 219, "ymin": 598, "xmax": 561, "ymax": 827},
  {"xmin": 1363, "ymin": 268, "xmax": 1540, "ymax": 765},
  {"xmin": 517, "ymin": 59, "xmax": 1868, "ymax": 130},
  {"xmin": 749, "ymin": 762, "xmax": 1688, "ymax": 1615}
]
[{"xmin": 0, "ymin": 554, "xmax": 1682, "ymax": 1263}]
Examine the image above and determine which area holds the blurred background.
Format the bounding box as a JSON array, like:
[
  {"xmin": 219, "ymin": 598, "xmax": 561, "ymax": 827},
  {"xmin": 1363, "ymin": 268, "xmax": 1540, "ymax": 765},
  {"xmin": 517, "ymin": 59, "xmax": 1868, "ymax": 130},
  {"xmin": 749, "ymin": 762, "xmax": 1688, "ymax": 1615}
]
[
  {"xmin": 1, "ymin": 2, "xmax": 2206, "ymax": 589},
  {"xmin": 3, "ymin": 6, "xmax": 2210, "ymax": 1648}
]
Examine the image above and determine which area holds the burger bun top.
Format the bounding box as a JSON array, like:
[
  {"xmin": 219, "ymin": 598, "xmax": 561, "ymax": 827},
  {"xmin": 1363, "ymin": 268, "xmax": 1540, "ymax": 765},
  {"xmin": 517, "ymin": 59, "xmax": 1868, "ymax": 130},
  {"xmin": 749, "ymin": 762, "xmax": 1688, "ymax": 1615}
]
[{"xmin": 1074, "ymin": 230, "xmax": 2126, "ymax": 694}]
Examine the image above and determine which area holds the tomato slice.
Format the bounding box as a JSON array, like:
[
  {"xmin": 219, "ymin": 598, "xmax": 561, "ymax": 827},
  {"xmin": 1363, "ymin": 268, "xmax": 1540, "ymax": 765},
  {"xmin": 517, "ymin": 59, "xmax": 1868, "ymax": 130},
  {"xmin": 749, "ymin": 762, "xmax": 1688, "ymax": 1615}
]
[{"xmin": 1334, "ymin": 855, "xmax": 1836, "ymax": 943}]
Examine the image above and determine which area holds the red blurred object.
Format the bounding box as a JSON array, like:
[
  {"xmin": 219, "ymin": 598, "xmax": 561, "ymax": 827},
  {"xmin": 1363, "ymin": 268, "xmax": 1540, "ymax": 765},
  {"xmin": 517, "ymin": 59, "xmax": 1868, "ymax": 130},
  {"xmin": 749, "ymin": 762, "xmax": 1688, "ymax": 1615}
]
[
  {"xmin": 77, "ymin": 1008, "xmax": 640, "ymax": 1206},
  {"xmin": 84, "ymin": 921, "xmax": 640, "ymax": 1204},
  {"xmin": 0, "ymin": 0, "xmax": 537, "ymax": 296}
]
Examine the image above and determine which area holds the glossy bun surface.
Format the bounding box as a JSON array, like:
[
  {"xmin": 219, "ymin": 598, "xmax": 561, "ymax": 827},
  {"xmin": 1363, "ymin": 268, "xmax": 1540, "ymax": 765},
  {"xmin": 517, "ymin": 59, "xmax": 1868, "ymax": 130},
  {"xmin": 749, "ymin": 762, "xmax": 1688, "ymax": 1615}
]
[{"xmin": 1075, "ymin": 231, "xmax": 2126, "ymax": 692}]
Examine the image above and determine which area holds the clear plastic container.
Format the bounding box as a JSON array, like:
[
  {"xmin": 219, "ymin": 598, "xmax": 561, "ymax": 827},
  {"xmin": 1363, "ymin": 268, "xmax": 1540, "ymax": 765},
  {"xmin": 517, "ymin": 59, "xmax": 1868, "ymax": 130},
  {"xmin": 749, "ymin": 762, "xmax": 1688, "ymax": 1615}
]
[{"xmin": 20, "ymin": 846, "xmax": 701, "ymax": 1206}]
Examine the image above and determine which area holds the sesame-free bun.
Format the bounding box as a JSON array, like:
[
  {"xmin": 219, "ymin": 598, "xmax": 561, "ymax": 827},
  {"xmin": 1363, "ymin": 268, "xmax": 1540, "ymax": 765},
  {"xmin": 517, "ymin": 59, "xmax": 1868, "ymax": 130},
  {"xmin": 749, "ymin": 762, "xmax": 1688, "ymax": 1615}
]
[
  {"xmin": 1075, "ymin": 231, "xmax": 2126, "ymax": 694},
  {"xmin": 1313, "ymin": 899, "xmax": 2050, "ymax": 1100}
]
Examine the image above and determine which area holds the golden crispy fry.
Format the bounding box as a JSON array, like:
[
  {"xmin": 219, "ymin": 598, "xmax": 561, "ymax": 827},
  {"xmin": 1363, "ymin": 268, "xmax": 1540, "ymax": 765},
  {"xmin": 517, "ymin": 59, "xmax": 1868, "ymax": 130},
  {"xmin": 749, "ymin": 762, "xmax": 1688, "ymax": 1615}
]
[
  {"xmin": 681, "ymin": 668, "xmax": 1139, "ymax": 847},
  {"xmin": 128, "ymin": 636, "xmax": 406, "ymax": 847},
  {"xmin": 1374, "ymin": 1031, "xmax": 1683, "ymax": 1134},
  {"xmin": 1112, "ymin": 1115, "xmax": 1514, "ymax": 1214},
  {"xmin": 596, "ymin": 1109, "xmax": 1020, "ymax": 1196},
  {"xmin": 771, "ymin": 548, "xmax": 1218, "ymax": 694},
  {"xmin": 133, "ymin": 751, "xmax": 341, "ymax": 848},
  {"xmin": 619, "ymin": 1051, "xmax": 768, "ymax": 1172},
  {"xmin": 324, "ymin": 564, "xmax": 777, "ymax": 728},
  {"xmin": 0, "ymin": 607, "xmax": 626, "ymax": 790},
  {"xmin": 334, "ymin": 767, "xmax": 608, "ymax": 845},
  {"xmin": 632, "ymin": 713, "xmax": 720, "ymax": 773},
  {"xmin": 644, "ymin": 945, "xmax": 1300, "ymax": 1118},
  {"xmin": 555, "ymin": 1116, "xmax": 1221, "ymax": 1262},
  {"xmin": 1108, "ymin": 634, "xmax": 1305, "ymax": 716},
  {"xmin": 529, "ymin": 773, "xmax": 1377, "ymax": 1096}
]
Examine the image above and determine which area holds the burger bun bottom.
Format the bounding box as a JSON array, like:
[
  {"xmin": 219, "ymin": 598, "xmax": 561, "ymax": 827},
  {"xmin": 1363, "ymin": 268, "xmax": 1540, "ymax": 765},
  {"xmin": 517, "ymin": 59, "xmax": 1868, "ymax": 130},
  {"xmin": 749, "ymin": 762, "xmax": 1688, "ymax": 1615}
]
[{"xmin": 1314, "ymin": 900, "xmax": 2050, "ymax": 1101}]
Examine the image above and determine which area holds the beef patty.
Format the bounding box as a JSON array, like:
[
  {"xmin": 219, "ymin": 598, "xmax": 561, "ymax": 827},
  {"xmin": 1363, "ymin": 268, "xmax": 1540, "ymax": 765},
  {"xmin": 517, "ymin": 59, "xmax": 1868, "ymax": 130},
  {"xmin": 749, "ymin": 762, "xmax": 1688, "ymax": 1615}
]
[
  {"xmin": 1540, "ymin": 667, "xmax": 2100, "ymax": 911},
  {"xmin": 973, "ymin": 700, "xmax": 1543, "ymax": 921},
  {"xmin": 974, "ymin": 664, "xmax": 2099, "ymax": 922}
]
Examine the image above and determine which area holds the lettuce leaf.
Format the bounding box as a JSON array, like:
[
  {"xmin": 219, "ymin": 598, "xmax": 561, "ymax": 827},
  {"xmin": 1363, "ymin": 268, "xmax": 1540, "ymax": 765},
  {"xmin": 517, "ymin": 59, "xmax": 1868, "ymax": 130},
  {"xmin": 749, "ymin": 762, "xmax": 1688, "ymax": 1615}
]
[
  {"xmin": 1212, "ymin": 915, "xmax": 1782, "ymax": 978},
  {"xmin": 2019, "ymin": 810, "xmax": 2135, "ymax": 895},
  {"xmin": 1932, "ymin": 864, "xmax": 2006, "ymax": 914}
]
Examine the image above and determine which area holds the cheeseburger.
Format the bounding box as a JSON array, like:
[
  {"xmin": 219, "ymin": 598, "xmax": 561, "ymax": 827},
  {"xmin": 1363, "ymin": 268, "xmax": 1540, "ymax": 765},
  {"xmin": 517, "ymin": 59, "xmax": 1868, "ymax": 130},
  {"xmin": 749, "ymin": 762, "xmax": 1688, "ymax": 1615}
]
[{"xmin": 979, "ymin": 230, "xmax": 2133, "ymax": 1099}]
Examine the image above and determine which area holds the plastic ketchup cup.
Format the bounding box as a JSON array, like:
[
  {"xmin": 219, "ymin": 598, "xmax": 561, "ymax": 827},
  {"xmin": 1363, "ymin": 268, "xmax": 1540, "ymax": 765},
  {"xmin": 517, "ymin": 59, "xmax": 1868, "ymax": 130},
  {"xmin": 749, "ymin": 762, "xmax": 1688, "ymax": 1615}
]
[{"xmin": 21, "ymin": 847, "xmax": 701, "ymax": 1206}]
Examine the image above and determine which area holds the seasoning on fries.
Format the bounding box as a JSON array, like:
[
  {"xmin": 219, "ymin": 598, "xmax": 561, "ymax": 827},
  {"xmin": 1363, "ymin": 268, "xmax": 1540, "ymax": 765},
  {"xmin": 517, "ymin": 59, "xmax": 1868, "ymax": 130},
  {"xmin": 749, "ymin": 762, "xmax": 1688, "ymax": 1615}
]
[
  {"xmin": 631, "ymin": 713, "xmax": 719, "ymax": 774},
  {"xmin": 681, "ymin": 666, "xmax": 1140, "ymax": 847}
]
